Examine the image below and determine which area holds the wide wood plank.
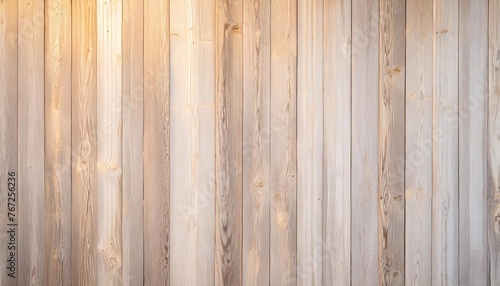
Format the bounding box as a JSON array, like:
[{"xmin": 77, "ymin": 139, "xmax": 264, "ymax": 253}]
[
  {"xmin": 0, "ymin": 0, "xmax": 17, "ymax": 284},
  {"xmin": 71, "ymin": 0, "xmax": 98, "ymax": 284},
  {"xmin": 405, "ymin": 0, "xmax": 433, "ymax": 284},
  {"xmin": 378, "ymin": 0, "xmax": 405, "ymax": 284},
  {"xmin": 170, "ymin": 0, "xmax": 216, "ymax": 284},
  {"xmin": 351, "ymin": 0, "xmax": 378, "ymax": 284},
  {"xmin": 489, "ymin": 1, "xmax": 500, "ymax": 284},
  {"xmin": 297, "ymin": 0, "xmax": 323, "ymax": 284},
  {"xmin": 144, "ymin": 0, "xmax": 170, "ymax": 284},
  {"xmin": 215, "ymin": 0, "xmax": 243, "ymax": 284},
  {"xmin": 458, "ymin": 0, "xmax": 488, "ymax": 284},
  {"xmin": 122, "ymin": 0, "xmax": 144, "ymax": 284},
  {"xmin": 96, "ymin": 0, "xmax": 123, "ymax": 284},
  {"xmin": 242, "ymin": 0, "xmax": 270, "ymax": 284},
  {"xmin": 432, "ymin": 0, "xmax": 459, "ymax": 284},
  {"xmin": 322, "ymin": 0, "xmax": 351, "ymax": 284},
  {"xmin": 18, "ymin": 0, "xmax": 45, "ymax": 284},
  {"xmin": 45, "ymin": 0, "xmax": 72, "ymax": 284},
  {"xmin": 269, "ymin": 0, "xmax": 297, "ymax": 284}
]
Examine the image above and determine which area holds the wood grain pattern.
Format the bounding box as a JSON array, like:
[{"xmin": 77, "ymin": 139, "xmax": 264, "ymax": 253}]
[
  {"xmin": 242, "ymin": 0, "xmax": 270, "ymax": 284},
  {"xmin": 351, "ymin": 0, "xmax": 379, "ymax": 284},
  {"xmin": 18, "ymin": 0, "xmax": 45, "ymax": 284},
  {"xmin": 215, "ymin": 0, "xmax": 243, "ymax": 284},
  {"xmin": 122, "ymin": 0, "xmax": 144, "ymax": 284},
  {"xmin": 144, "ymin": 0, "xmax": 170, "ymax": 284},
  {"xmin": 44, "ymin": 0, "xmax": 71, "ymax": 284},
  {"xmin": 432, "ymin": 0, "xmax": 459, "ymax": 285},
  {"xmin": 458, "ymin": 0, "xmax": 488, "ymax": 284},
  {"xmin": 96, "ymin": 0, "xmax": 122, "ymax": 284},
  {"xmin": 270, "ymin": 0, "xmax": 297, "ymax": 284},
  {"xmin": 0, "ymin": 0, "xmax": 17, "ymax": 284},
  {"xmin": 297, "ymin": 0, "xmax": 323, "ymax": 284},
  {"xmin": 322, "ymin": 0, "xmax": 351, "ymax": 284},
  {"xmin": 71, "ymin": 0, "xmax": 97, "ymax": 284},
  {"xmin": 405, "ymin": 0, "xmax": 433, "ymax": 284},
  {"xmin": 170, "ymin": 0, "xmax": 216, "ymax": 284},
  {"xmin": 489, "ymin": 0, "xmax": 500, "ymax": 284},
  {"xmin": 378, "ymin": 0, "xmax": 405, "ymax": 284}
]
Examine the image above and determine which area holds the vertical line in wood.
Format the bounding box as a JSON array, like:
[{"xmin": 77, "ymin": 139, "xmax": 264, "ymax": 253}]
[
  {"xmin": 45, "ymin": 0, "xmax": 72, "ymax": 284},
  {"xmin": 143, "ymin": 0, "xmax": 170, "ymax": 284},
  {"xmin": 378, "ymin": 0, "xmax": 405, "ymax": 284},
  {"xmin": 322, "ymin": 0, "xmax": 351, "ymax": 284},
  {"xmin": 242, "ymin": 0, "xmax": 270, "ymax": 284},
  {"xmin": 215, "ymin": 0, "xmax": 243, "ymax": 284},
  {"xmin": 405, "ymin": 0, "xmax": 433, "ymax": 284},
  {"xmin": 458, "ymin": 0, "xmax": 488, "ymax": 284},
  {"xmin": 432, "ymin": 0, "xmax": 459, "ymax": 284},
  {"xmin": 0, "ymin": 0, "xmax": 17, "ymax": 284},
  {"xmin": 122, "ymin": 0, "xmax": 144, "ymax": 284},
  {"xmin": 270, "ymin": 0, "xmax": 297, "ymax": 284},
  {"xmin": 170, "ymin": 0, "xmax": 216, "ymax": 284},
  {"xmin": 71, "ymin": 0, "xmax": 97, "ymax": 284},
  {"xmin": 18, "ymin": 0, "xmax": 45, "ymax": 284},
  {"xmin": 488, "ymin": 0, "xmax": 500, "ymax": 284},
  {"xmin": 297, "ymin": 0, "xmax": 323, "ymax": 284},
  {"xmin": 351, "ymin": 0, "xmax": 379, "ymax": 283}
]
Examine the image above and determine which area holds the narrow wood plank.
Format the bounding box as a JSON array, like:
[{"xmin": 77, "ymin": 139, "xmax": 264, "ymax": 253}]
[
  {"xmin": 17, "ymin": 0, "xmax": 45, "ymax": 284},
  {"xmin": 351, "ymin": 0, "xmax": 378, "ymax": 283},
  {"xmin": 170, "ymin": 0, "xmax": 216, "ymax": 284},
  {"xmin": 122, "ymin": 0, "xmax": 144, "ymax": 284},
  {"xmin": 96, "ymin": 0, "xmax": 123, "ymax": 284},
  {"xmin": 44, "ymin": 0, "xmax": 72, "ymax": 284},
  {"xmin": 71, "ymin": 0, "xmax": 98, "ymax": 284},
  {"xmin": 297, "ymin": 0, "xmax": 323, "ymax": 284},
  {"xmin": 405, "ymin": 0, "xmax": 433, "ymax": 284},
  {"xmin": 458, "ymin": 0, "xmax": 488, "ymax": 284},
  {"xmin": 0, "ymin": 0, "xmax": 17, "ymax": 284},
  {"xmin": 144, "ymin": 0, "xmax": 170, "ymax": 284},
  {"xmin": 242, "ymin": 0, "xmax": 270, "ymax": 284},
  {"xmin": 270, "ymin": 0, "xmax": 297, "ymax": 284},
  {"xmin": 322, "ymin": 0, "xmax": 351, "ymax": 284},
  {"xmin": 489, "ymin": 0, "xmax": 500, "ymax": 284},
  {"xmin": 378, "ymin": 0, "xmax": 405, "ymax": 284},
  {"xmin": 432, "ymin": 0, "xmax": 459, "ymax": 284}
]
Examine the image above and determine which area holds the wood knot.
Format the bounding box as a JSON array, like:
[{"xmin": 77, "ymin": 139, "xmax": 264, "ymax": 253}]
[{"xmin": 231, "ymin": 25, "xmax": 242, "ymax": 33}]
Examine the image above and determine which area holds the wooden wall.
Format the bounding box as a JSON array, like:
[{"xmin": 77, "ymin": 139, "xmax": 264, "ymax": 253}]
[{"xmin": 0, "ymin": 0, "xmax": 497, "ymax": 285}]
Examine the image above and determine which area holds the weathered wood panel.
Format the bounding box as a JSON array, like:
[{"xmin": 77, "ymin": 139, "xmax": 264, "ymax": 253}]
[
  {"xmin": 143, "ymin": 0, "xmax": 170, "ymax": 284},
  {"xmin": 405, "ymin": 0, "xmax": 433, "ymax": 284},
  {"xmin": 270, "ymin": 0, "xmax": 297, "ymax": 284},
  {"xmin": 215, "ymin": 0, "xmax": 243, "ymax": 284},
  {"xmin": 18, "ymin": 0, "xmax": 45, "ymax": 284},
  {"xmin": 44, "ymin": 0, "xmax": 72, "ymax": 284}
]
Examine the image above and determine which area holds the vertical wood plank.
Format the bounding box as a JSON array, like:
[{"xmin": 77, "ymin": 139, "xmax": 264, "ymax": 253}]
[
  {"xmin": 322, "ymin": 0, "xmax": 351, "ymax": 284},
  {"xmin": 297, "ymin": 0, "xmax": 323, "ymax": 284},
  {"xmin": 0, "ymin": 0, "xmax": 17, "ymax": 284},
  {"xmin": 378, "ymin": 0, "xmax": 405, "ymax": 284},
  {"xmin": 351, "ymin": 0, "xmax": 378, "ymax": 283},
  {"xmin": 170, "ymin": 0, "xmax": 216, "ymax": 284},
  {"xmin": 432, "ymin": 0, "xmax": 459, "ymax": 284},
  {"xmin": 405, "ymin": 0, "xmax": 433, "ymax": 284},
  {"xmin": 215, "ymin": 0, "xmax": 243, "ymax": 284},
  {"xmin": 144, "ymin": 0, "xmax": 170, "ymax": 284},
  {"xmin": 270, "ymin": 0, "xmax": 297, "ymax": 284},
  {"xmin": 71, "ymin": 0, "xmax": 97, "ymax": 284},
  {"xmin": 242, "ymin": 0, "xmax": 270, "ymax": 284},
  {"xmin": 96, "ymin": 0, "xmax": 123, "ymax": 284},
  {"xmin": 122, "ymin": 0, "xmax": 144, "ymax": 284},
  {"xmin": 45, "ymin": 0, "xmax": 71, "ymax": 284},
  {"xmin": 458, "ymin": 0, "xmax": 488, "ymax": 284},
  {"xmin": 18, "ymin": 0, "xmax": 45, "ymax": 284},
  {"xmin": 489, "ymin": 0, "xmax": 500, "ymax": 284}
]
